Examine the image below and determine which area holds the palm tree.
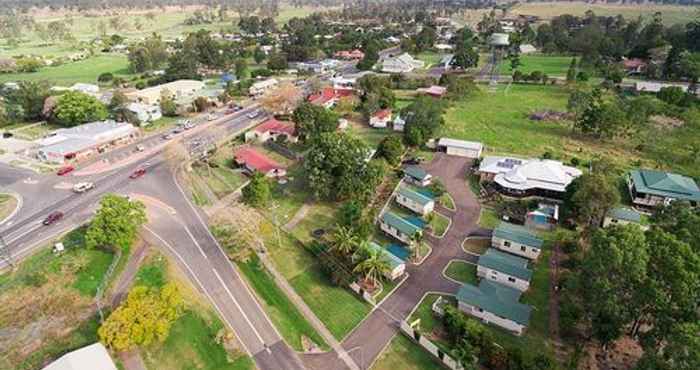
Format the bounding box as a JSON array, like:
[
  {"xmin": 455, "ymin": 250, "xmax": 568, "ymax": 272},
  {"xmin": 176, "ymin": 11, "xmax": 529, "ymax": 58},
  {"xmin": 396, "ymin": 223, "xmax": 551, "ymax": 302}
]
[
  {"xmin": 353, "ymin": 249, "xmax": 390, "ymax": 289},
  {"xmin": 351, "ymin": 239, "xmax": 372, "ymax": 263},
  {"xmin": 330, "ymin": 225, "xmax": 358, "ymax": 257},
  {"xmin": 410, "ymin": 231, "xmax": 424, "ymax": 262}
]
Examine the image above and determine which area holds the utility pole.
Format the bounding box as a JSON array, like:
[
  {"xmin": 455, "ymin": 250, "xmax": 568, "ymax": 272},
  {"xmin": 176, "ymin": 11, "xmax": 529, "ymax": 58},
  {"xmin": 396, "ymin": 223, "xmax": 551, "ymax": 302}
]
[{"xmin": 0, "ymin": 234, "xmax": 13, "ymax": 269}]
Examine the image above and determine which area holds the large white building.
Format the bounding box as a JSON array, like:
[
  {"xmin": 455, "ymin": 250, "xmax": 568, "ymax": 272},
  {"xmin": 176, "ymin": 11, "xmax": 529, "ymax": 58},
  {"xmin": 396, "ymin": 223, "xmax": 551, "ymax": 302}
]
[
  {"xmin": 126, "ymin": 102, "xmax": 162, "ymax": 124},
  {"xmin": 478, "ymin": 156, "xmax": 582, "ymax": 198},
  {"xmin": 477, "ymin": 248, "xmax": 533, "ymax": 292},
  {"xmin": 457, "ymin": 280, "xmax": 531, "ymax": 336},
  {"xmin": 37, "ymin": 120, "xmax": 137, "ymax": 163},
  {"xmin": 125, "ymin": 80, "xmax": 205, "ymax": 105},
  {"xmin": 381, "ymin": 53, "xmax": 425, "ymax": 73},
  {"xmin": 249, "ymin": 78, "xmax": 279, "ymax": 97},
  {"xmin": 42, "ymin": 343, "xmax": 117, "ymax": 370}
]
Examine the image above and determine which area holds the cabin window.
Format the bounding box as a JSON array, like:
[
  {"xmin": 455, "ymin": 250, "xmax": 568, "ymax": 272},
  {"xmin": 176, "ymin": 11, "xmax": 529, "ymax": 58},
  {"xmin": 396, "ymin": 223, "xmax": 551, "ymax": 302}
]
[
  {"xmin": 503, "ymin": 241, "xmax": 511, "ymax": 247},
  {"xmin": 508, "ymin": 277, "xmax": 516, "ymax": 283},
  {"xmin": 520, "ymin": 246, "xmax": 526, "ymax": 252}
]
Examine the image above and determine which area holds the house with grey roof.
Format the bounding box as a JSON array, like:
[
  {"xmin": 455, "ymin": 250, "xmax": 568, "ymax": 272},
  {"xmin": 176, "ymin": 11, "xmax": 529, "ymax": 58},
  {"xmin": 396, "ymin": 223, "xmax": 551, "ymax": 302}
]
[
  {"xmin": 403, "ymin": 165, "xmax": 432, "ymax": 187},
  {"xmin": 477, "ymin": 248, "xmax": 533, "ymax": 291},
  {"xmin": 381, "ymin": 53, "xmax": 425, "ymax": 73},
  {"xmin": 478, "ymin": 156, "xmax": 582, "ymax": 198},
  {"xmin": 492, "ymin": 221, "xmax": 544, "ymax": 260},
  {"xmin": 603, "ymin": 207, "xmax": 647, "ymax": 230},
  {"xmin": 628, "ymin": 169, "xmax": 700, "ymax": 207},
  {"xmin": 457, "ymin": 280, "xmax": 532, "ymax": 335},
  {"xmin": 396, "ymin": 186, "xmax": 435, "ymax": 216},
  {"xmin": 36, "ymin": 120, "xmax": 137, "ymax": 163},
  {"xmin": 126, "ymin": 102, "xmax": 162, "ymax": 124},
  {"xmin": 379, "ymin": 212, "xmax": 423, "ymax": 244},
  {"xmin": 437, "ymin": 138, "xmax": 483, "ymax": 158},
  {"xmin": 367, "ymin": 242, "xmax": 406, "ymax": 280}
]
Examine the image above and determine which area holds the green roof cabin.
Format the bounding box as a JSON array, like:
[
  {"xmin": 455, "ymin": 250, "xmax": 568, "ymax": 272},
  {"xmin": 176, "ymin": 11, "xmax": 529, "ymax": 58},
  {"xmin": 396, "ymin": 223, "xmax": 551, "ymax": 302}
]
[
  {"xmin": 628, "ymin": 169, "xmax": 700, "ymax": 207},
  {"xmin": 477, "ymin": 248, "xmax": 533, "ymax": 291},
  {"xmin": 492, "ymin": 222, "xmax": 544, "ymax": 260},
  {"xmin": 403, "ymin": 165, "xmax": 432, "ymax": 187},
  {"xmin": 379, "ymin": 212, "xmax": 423, "ymax": 244},
  {"xmin": 396, "ymin": 186, "xmax": 435, "ymax": 216},
  {"xmin": 367, "ymin": 242, "xmax": 406, "ymax": 280},
  {"xmin": 457, "ymin": 280, "xmax": 532, "ymax": 336}
]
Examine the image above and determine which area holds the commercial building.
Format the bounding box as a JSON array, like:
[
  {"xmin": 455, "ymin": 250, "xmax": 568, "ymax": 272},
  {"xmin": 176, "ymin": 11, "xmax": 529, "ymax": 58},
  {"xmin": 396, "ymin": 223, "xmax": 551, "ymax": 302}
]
[
  {"xmin": 477, "ymin": 248, "xmax": 532, "ymax": 292},
  {"xmin": 125, "ymin": 102, "xmax": 162, "ymax": 124},
  {"xmin": 37, "ymin": 120, "xmax": 137, "ymax": 163},
  {"xmin": 125, "ymin": 80, "xmax": 206, "ymax": 105},
  {"xmin": 492, "ymin": 222, "xmax": 543, "ymax": 260},
  {"xmin": 627, "ymin": 169, "xmax": 699, "ymax": 207},
  {"xmin": 457, "ymin": 280, "xmax": 531, "ymax": 335}
]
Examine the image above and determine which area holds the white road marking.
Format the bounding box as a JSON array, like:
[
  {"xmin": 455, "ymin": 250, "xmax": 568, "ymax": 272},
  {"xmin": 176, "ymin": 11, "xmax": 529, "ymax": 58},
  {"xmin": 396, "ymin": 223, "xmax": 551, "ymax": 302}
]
[{"xmin": 211, "ymin": 267, "xmax": 267, "ymax": 345}]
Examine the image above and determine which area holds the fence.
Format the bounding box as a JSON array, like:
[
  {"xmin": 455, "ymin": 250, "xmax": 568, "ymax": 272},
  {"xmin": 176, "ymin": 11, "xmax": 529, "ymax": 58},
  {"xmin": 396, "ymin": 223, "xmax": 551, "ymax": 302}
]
[
  {"xmin": 399, "ymin": 321, "xmax": 464, "ymax": 370},
  {"xmin": 348, "ymin": 281, "xmax": 376, "ymax": 305}
]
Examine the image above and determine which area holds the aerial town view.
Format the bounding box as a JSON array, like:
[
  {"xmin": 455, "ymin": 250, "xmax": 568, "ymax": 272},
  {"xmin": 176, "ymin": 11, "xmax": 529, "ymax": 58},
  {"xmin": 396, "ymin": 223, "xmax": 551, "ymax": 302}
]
[{"xmin": 0, "ymin": 0, "xmax": 699, "ymax": 369}]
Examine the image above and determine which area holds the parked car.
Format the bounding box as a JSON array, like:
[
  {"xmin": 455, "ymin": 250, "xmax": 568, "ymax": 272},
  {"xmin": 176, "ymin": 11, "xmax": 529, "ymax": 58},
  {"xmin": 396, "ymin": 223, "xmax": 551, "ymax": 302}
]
[
  {"xmin": 247, "ymin": 110, "xmax": 260, "ymax": 119},
  {"xmin": 72, "ymin": 182, "xmax": 94, "ymax": 193},
  {"xmin": 43, "ymin": 211, "xmax": 64, "ymax": 225},
  {"xmin": 135, "ymin": 144, "xmax": 145, "ymax": 152},
  {"xmin": 173, "ymin": 127, "xmax": 184, "ymax": 134},
  {"xmin": 57, "ymin": 166, "xmax": 74, "ymax": 176},
  {"xmin": 184, "ymin": 122, "xmax": 195, "ymax": 130},
  {"xmin": 129, "ymin": 168, "xmax": 146, "ymax": 179},
  {"xmin": 162, "ymin": 133, "xmax": 174, "ymax": 140},
  {"xmin": 207, "ymin": 113, "xmax": 217, "ymax": 121}
]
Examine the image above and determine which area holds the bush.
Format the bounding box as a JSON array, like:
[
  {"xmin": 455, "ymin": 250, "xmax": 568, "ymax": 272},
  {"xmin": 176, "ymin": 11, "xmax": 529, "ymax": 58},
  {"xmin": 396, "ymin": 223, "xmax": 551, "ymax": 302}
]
[
  {"xmin": 97, "ymin": 72, "xmax": 114, "ymax": 83},
  {"xmin": 570, "ymin": 157, "xmax": 580, "ymax": 166},
  {"xmin": 377, "ymin": 135, "xmax": 404, "ymax": 166},
  {"xmin": 135, "ymin": 81, "xmax": 146, "ymax": 89},
  {"xmin": 251, "ymin": 68, "xmax": 273, "ymax": 78}
]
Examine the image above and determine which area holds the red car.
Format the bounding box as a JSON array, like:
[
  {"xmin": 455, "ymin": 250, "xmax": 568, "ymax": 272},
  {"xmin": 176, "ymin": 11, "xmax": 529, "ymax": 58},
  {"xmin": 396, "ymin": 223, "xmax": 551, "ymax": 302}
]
[
  {"xmin": 57, "ymin": 166, "xmax": 74, "ymax": 176},
  {"xmin": 43, "ymin": 211, "xmax": 64, "ymax": 225},
  {"xmin": 129, "ymin": 168, "xmax": 146, "ymax": 179}
]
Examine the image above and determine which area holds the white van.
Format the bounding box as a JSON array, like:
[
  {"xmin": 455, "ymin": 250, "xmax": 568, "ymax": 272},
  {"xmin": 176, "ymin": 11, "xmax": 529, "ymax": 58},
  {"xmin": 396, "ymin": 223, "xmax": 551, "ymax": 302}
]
[{"xmin": 73, "ymin": 182, "xmax": 94, "ymax": 193}]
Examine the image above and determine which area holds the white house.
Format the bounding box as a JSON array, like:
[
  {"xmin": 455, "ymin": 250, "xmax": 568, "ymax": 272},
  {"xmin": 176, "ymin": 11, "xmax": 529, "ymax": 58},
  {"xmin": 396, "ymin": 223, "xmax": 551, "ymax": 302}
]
[
  {"xmin": 635, "ymin": 81, "xmax": 689, "ymax": 94},
  {"xmin": 603, "ymin": 207, "xmax": 646, "ymax": 229},
  {"xmin": 396, "ymin": 186, "xmax": 435, "ymax": 216},
  {"xmin": 492, "ymin": 222, "xmax": 543, "ymax": 260},
  {"xmin": 519, "ymin": 44, "xmax": 537, "ymax": 54},
  {"xmin": 249, "ymin": 78, "xmax": 279, "ymax": 98},
  {"xmin": 403, "ymin": 165, "xmax": 432, "ymax": 187},
  {"xmin": 369, "ymin": 109, "xmax": 392, "ymax": 128},
  {"xmin": 392, "ymin": 115, "xmax": 405, "ymax": 131},
  {"xmin": 381, "ymin": 53, "xmax": 425, "ymax": 73},
  {"xmin": 627, "ymin": 169, "xmax": 700, "ymax": 207},
  {"xmin": 367, "ymin": 242, "xmax": 406, "ymax": 280},
  {"xmin": 125, "ymin": 80, "xmax": 205, "ymax": 105},
  {"xmin": 457, "ymin": 280, "xmax": 531, "ymax": 336},
  {"xmin": 478, "ymin": 156, "xmax": 583, "ymax": 198},
  {"xmin": 477, "ymin": 248, "xmax": 532, "ymax": 291},
  {"xmin": 437, "ymin": 138, "xmax": 483, "ymax": 158},
  {"xmin": 379, "ymin": 212, "xmax": 423, "ymax": 244},
  {"xmin": 70, "ymin": 83, "xmax": 100, "ymax": 95},
  {"xmin": 244, "ymin": 118, "xmax": 297, "ymax": 143},
  {"xmin": 126, "ymin": 103, "xmax": 162, "ymax": 124},
  {"xmin": 42, "ymin": 343, "xmax": 117, "ymax": 370}
]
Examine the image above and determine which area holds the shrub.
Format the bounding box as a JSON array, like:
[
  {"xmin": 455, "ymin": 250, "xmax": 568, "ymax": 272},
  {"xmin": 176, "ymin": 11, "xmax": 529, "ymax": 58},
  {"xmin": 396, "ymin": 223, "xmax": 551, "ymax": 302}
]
[{"xmin": 97, "ymin": 72, "xmax": 114, "ymax": 82}]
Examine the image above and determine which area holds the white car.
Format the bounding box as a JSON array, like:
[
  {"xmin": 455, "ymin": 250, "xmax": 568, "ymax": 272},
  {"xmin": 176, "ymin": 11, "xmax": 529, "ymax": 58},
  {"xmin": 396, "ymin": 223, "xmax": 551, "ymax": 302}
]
[
  {"xmin": 207, "ymin": 113, "xmax": 216, "ymax": 121},
  {"xmin": 247, "ymin": 110, "xmax": 260, "ymax": 119},
  {"xmin": 73, "ymin": 182, "xmax": 94, "ymax": 193}
]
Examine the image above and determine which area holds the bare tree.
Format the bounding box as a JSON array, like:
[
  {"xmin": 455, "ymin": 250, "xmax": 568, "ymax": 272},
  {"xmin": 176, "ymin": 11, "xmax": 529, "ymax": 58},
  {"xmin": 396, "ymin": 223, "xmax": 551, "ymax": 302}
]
[{"xmin": 260, "ymin": 82, "xmax": 302, "ymax": 115}]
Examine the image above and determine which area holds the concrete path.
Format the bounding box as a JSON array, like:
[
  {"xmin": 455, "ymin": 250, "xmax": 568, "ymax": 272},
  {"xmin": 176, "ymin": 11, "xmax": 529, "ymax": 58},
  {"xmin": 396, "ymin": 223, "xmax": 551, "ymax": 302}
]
[
  {"xmin": 257, "ymin": 251, "xmax": 360, "ymax": 370},
  {"xmin": 118, "ymin": 349, "xmax": 147, "ymax": 370},
  {"xmin": 110, "ymin": 241, "xmax": 151, "ymax": 307}
]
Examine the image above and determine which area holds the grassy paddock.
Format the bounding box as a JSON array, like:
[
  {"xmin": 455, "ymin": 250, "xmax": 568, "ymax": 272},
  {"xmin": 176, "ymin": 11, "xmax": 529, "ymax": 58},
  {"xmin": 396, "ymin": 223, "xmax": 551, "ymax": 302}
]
[
  {"xmin": 0, "ymin": 54, "xmax": 132, "ymax": 85},
  {"xmin": 499, "ymin": 55, "xmax": 574, "ymax": 76},
  {"xmin": 371, "ymin": 334, "xmax": 445, "ymax": 370},
  {"xmin": 510, "ymin": 2, "xmax": 698, "ymax": 25}
]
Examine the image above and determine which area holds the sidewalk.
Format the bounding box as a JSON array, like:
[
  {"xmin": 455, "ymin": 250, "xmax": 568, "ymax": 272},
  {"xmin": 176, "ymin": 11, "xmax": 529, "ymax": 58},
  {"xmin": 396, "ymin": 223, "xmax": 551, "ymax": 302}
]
[{"xmin": 256, "ymin": 250, "xmax": 360, "ymax": 370}]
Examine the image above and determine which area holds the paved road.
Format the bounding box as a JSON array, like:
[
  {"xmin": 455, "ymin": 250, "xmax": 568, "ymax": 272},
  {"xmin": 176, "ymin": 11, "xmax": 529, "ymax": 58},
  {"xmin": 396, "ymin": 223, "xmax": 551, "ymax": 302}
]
[{"xmin": 340, "ymin": 153, "xmax": 482, "ymax": 369}]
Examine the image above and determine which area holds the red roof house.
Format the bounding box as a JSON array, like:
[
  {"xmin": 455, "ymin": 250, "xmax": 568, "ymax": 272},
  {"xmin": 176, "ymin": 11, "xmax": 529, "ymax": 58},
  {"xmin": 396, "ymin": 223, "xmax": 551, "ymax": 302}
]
[
  {"xmin": 417, "ymin": 85, "xmax": 447, "ymax": 98},
  {"xmin": 622, "ymin": 58, "xmax": 647, "ymax": 75},
  {"xmin": 234, "ymin": 147, "xmax": 286, "ymax": 177},
  {"xmin": 307, "ymin": 88, "xmax": 354, "ymax": 108},
  {"xmin": 334, "ymin": 49, "xmax": 365, "ymax": 60},
  {"xmin": 245, "ymin": 117, "xmax": 297, "ymax": 143},
  {"xmin": 369, "ymin": 109, "xmax": 392, "ymax": 128}
]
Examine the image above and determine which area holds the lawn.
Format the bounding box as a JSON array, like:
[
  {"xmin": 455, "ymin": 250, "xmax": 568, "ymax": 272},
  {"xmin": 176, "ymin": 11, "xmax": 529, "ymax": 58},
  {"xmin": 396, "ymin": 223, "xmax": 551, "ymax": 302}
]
[
  {"xmin": 0, "ymin": 54, "xmax": 133, "ymax": 86},
  {"xmin": 407, "ymin": 294, "xmax": 455, "ymax": 351},
  {"xmin": 438, "ymin": 193, "xmax": 455, "ymax": 211},
  {"xmin": 192, "ymin": 164, "xmax": 247, "ymax": 199},
  {"xmin": 288, "ymin": 202, "xmax": 337, "ymax": 244},
  {"xmin": 478, "ymin": 207, "xmax": 500, "ymax": 229},
  {"xmin": 444, "ymin": 260, "xmax": 478, "ymax": 285},
  {"xmin": 262, "ymin": 165, "xmax": 309, "ymax": 223},
  {"xmin": 371, "ymin": 334, "xmax": 445, "ymax": 370},
  {"xmin": 348, "ymin": 123, "xmax": 395, "ymax": 149},
  {"xmin": 428, "ymin": 212, "xmax": 450, "ymax": 237},
  {"xmin": 414, "ymin": 51, "xmax": 445, "ymax": 68},
  {"xmin": 0, "ymin": 193, "xmax": 18, "ymax": 222},
  {"xmin": 498, "ymin": 55, "xmax": 574, "ymax": 76},
  {"xmin": 462, "ymin": 238, "xmax": 489, "ymax": 255},
  {"xmin": 237, "ymin": 255, "xmax": 328, "ymax": 351},
  {"xmin": 142, "ymin": 116, "xmax": 180, "ymax": 133},
  {"xmin": 260, "ymin": 221, "xmax": 371, "ymax": 340},
  {"xmin": 9, "ymin": 122, "xmax": 63, "ymax": 140}
]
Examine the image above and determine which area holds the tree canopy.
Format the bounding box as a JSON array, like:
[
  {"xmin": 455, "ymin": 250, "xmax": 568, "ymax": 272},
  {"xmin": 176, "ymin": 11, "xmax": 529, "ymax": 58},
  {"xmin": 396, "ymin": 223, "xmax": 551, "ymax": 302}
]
[
  {"xmin": 86, "ymin": 194, "xmax": 147, "ymax": 251},
  {"xmin": 53, "ymin": 91, "xmax": 108, "ymax": 127}
]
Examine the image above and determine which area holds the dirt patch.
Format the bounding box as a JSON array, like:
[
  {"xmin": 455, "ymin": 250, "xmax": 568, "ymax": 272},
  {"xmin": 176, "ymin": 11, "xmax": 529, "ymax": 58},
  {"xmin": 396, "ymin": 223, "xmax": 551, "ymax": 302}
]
[
  {"xmin": 580, "ymin": 336, "xmax": 643, "ymax": 370},
  {"xmin": 649, "ymin": 114, "xmax": 684, "ymax": 129}
]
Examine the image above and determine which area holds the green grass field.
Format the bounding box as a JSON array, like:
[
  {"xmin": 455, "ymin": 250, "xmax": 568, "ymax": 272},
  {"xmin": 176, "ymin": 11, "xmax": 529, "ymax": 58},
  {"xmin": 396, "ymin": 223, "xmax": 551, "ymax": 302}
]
[
  {"xmin": 444, "ymin": 260, "xmax": 477, "ymax": 285},
  {"xmin": 429, "ymin": 212, "xmax": 450, "ymax": 237},
  {"xmin": 407, "ymin": 294, "xmax": 455, "ymax": 351},
  {"xmin": 372, "ymin": 334, "xmax": 445, "ymax": 370},
  {"xmin": 478, "ymin": 207, "xmax": 500, "ymax": 229},
  {"xmin": 510, "ymin": 2, "xmax": 699, "ymax": 25},
  {"xmin": 237, "ymin": 255, "xmax": 329, "ymax": 351},
  {"xmin": 0, "ymin": 54, "xmax": 132, "ymax": 85},
  {"xmin": 0, "ymin": 193, "xmax": 18, "ymax": 223},
  {"xmin": 499, "ymin": 55, "xmax": 574, "ymax": 76}
]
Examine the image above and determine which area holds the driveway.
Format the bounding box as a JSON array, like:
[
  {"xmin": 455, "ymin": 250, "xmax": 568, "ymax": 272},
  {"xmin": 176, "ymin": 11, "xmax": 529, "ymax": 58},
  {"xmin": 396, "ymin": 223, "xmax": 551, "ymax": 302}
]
[{"xmin": 340, "ymin": 153, "xmax": 482, "ymax": 369}]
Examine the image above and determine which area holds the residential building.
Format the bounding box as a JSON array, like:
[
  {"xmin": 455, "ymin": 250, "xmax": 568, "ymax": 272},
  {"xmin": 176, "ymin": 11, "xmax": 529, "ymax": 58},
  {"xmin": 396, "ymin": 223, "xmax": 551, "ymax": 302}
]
[
  {"xmin": 125, "ymin": 103, "xmax": 162, "ymax": 124},
  {"xmin": 477, "ymin": 248, "xmax": 532, "ymax": 291},
  {"xmin": 434, "ymin": 43, "xmax": 454, "ymax": 51},
  {"xmin": 437, "ymin": 138, "xmax": 483, "ymax": 158},
  {"xmin": 369, "ymin": 109, "xmax": 392, "ymax": 128},
  {"xmin": 519, "ymin": 44, "xmax": 537, "ymax": 54},
  {"xmin": 403, "ymin": 165, "xmax": 432, "ymax": 187},
  {"xmin": 627, "ymin": 169, "xmax": 699, "ymax": 207},
  {"xmin": 125, "ymin": 80, "xmax": 206, "ymax": 105},
  {"xmin": 622, "ymin": 58, "xmax": 647, "ymax": 75},
  {"xmin": 492, "ymin": 222, "xmax": 543, "ymax": 260},
  {"xmin": 234, "ymin": 147, "xmax": 286, "ymax": 178},
  {"xmin": 525, "ymin": 203, "xmax": 559, "ymax": 231},
  {"xmin": 367, "ymin": 242, "xmax": 406, "ymax": 280},
  {"xmin": 42, "ymin": 343, "xmax": 117, "ymax": 370},
  {"xmin": 379, "ymin": 212, "xmax": 423, "ymax": 244},
  {"xmin": 381, "ymin": 53, "xmax": 425, "ymax": 73},
  {"xmin": 416, "ymin": 85, "xmax": 447, "ymax": 98},
  {"xmin": 385, "ymin": 36, "xmax": 401, "ymax": 44},
  {"xmin": 334, "ymin": 49, "xmax": 365, "ymax": 60},
  {"xmin": 396, "ymin": 186, "xmax": 435, "ymax": 216},
  {"xmin": 249, "ymin": 78, "xmax": 279, "ymax": 98},
  {"xmin": 635, "ymin": 81, "xmax": 689, "ymax": 94},
  {"xmin": 37, "ymin": 120, "xmax": 137, "ymax": 163},
  {"xmin": 392, "ymin": 115, "xmax": 405, "ymax": 131},
  {"xmin": 489, "ymin": 33, "xmax": 510, "ymax": 46},
  {"xmin": 245, "ymin": 118, "xmax": 297, "ymax": 143},
  {"xmin": 307, "ymin": 88, "xmax": 353, "ymax": 109},
  {"xmin": 478, "ymin": 156, "xmax": 582, "ymax": 198},
  {"xmin": 439, "ymin": 54, "xmax": 454, "ymax": 70},
  {"xmin": 603, "ymin": 207, "xmax": 645, "ymax": 228},
  {"xmin": 70, "ymin": 83, "xmax": 100, "ymax": 95},
  {"xmin": 457, "ymin": 280, "xmax": 531, "ymax": 336}
]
